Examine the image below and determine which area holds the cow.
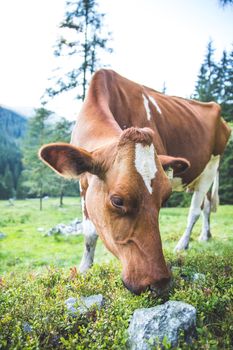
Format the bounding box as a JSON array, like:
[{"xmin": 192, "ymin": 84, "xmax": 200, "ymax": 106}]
[{"xmin": 39, "ymin": 69, "xmax": 231, "ymax": 295}]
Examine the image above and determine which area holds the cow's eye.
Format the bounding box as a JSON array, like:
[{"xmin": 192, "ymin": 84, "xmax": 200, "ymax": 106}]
[{"xmin": 110, "ymin": 195, "xmax": 124, "ymax": 208}]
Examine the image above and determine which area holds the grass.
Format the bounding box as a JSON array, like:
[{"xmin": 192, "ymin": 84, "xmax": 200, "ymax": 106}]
[
  {"xmin": 0, "ymin": 198, "xmax": 232, "ymax": 349},
  {"xmin": 0, "ymin": 198, "xmax": 112, "ymax": 274}
]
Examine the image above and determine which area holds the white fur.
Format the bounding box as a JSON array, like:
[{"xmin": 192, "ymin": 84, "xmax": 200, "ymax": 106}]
[
  {"xmin": 210, "ymin": 171, "xmax": 219, "ymax": 212},
  {"xmin": 174, "ymin": 155, "xmax": 220, "ymax": 252},
  {"xmin": 79, "ymin": 181, "xmax": 98, "ymax": 273},
  {"xmin": 148, "ymin": 95, "xmax": 162, "ymax": 114},
  {"xmin": 199, "ymin": 195, "xmax": 211, "ymax": 241},
  {"xmin": 142, "ymin": 94, "xmax": 151, "ymax": 120},
  {"xmin": 135, "ymin": 143, "xmax": 157, "ymax": 194}
]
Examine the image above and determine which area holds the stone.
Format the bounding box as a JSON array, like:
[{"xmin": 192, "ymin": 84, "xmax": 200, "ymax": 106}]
[
  {"xmin": 65, "ymin": 294, "xmax": 104, "ymax": 316},
  {"xmin": 192, "ymin": 273, "xmax": 205, "ymax": 283},
  {"xmin": 171, "ymin": 267, "xmax": 205, "ymax": 284},
  {"xmin": 23, "ymin": 322, "xmax": 32, "ymax": 333},
  {"xmin": 47, "ymin": 219, "xmax": 83, "ymax": 236},
  {"xmin": 128, "ymin": 301, "xmax": 196, "ymax": 349},
  {"xmin": 0, "ymin": 232, "xmax": 6, "ymax": 239}
]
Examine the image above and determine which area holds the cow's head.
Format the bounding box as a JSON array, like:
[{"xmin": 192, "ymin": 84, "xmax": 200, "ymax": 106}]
[{"xmin": 39, "ymin": 127, "xmax": 190, "ymax": 294}]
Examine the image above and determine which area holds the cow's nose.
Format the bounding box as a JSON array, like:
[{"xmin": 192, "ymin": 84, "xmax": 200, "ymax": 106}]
[
  {"xmin": 150, "ymin": 276, "xmax": 172, "ymax": 295},
  {"xmin": 122, "ymin": 279, "xmax": 147, "ymax": 295},
  {"xmin": 122, "ymin": 270, "xmax": 172, "ymax": 296}
]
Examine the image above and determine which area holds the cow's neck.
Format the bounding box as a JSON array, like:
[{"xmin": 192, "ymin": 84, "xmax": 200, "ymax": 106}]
[{"xmin": 71, "ymin": 101, "xmax": 121, "ymax": 152}]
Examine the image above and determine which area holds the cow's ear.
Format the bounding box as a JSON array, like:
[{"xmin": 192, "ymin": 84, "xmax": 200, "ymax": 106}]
[
  {"xmin": 158, "ymin": 155, "xmax": 190, "ymax": 176},
  {"xmin": 39, "ymin": 143, "xmax": 102, "ymax": 178}
]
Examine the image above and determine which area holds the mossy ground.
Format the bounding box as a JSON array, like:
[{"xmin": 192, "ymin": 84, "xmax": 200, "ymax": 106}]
[{"xmin": 0, "ymin": 198, "xmax": 232, "ymax": 349}]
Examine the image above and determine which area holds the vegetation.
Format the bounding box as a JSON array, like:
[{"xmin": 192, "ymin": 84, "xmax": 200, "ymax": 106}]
[
  {"xmin": 45, "ymin": 0, "xmax": 112, "ymax": 102},
  {"xmin": 193, "ymin": 41, "xmax": 233, "ymax": 123},
  {"xmin": 219, "ymin": 0, "xmax": 233, "ymax": 6},
  {"xmin": 0, "ymin": 107, "xmax": 27, "ymax": 199},
  {"xmin": 16, "ymin": 108, "xmax": 79, "ymax": 209},
  {"xmin": 0, "ymin": 198, "xmax": 110, "ymax": 274},
  {"xmin": 0, "ymin": 198, "xmax": 232, "ymax": 349}
]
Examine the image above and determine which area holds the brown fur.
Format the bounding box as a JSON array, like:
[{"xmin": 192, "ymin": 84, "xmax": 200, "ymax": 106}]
[{"xmin": 39, "ymin": 69, "xmax": 231, "ymax": 294}]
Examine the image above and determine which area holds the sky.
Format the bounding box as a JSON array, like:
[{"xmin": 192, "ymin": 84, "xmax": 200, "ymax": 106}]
[{"xmin": 0, "ymin": 0, "xmax": 232, "ymax": 120}]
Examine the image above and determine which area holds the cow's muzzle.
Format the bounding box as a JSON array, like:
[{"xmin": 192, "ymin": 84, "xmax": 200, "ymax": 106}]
[{"xmin": 122, "ymin": 275, "xmax": 171, "ymax": 296}]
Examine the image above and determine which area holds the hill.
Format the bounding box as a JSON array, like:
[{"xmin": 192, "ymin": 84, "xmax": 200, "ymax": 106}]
[{"xmin": 0, "ymin": 106, "xmax": 27, "ymax": 198}]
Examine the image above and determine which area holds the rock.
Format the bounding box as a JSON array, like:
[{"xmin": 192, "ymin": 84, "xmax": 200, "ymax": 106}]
[
  {"xmin": 23, "ymin": 322, "xmax": 32, "ymax": 333},
  {"xmin": 65, "ymin": 297, "xmax": 79, "ymax": 314},
  {"xmin": 192, "ymin": 273, "xmax": 205, "ymax": 283},
  {"xmin": 128, "ymin": 301, "xmax": 196, "ymax": 349},
  {"xmin": 65, "ymin": 294, "xmax": 104, "ymax": 316},
  {"xmin": 171, "ymin": 267, "xmax": 205, "ymax": 284},
  {"xmin": 47, "ymin": 219, "xmax": 83, "ymax": 236},
  {"xmin": 0, "ymin": 232, "xmax": 6, "ymax": 239}
]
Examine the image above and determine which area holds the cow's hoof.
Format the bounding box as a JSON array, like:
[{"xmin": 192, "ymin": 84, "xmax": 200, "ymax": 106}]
[
  {"xmin": 198, "ymin": 232, "xmax": 211, "ymax": 242},
  {"xmin": 79, "ymin": 264, "xmax": 91, "ymax": 274},
  {"xmin": 174, "ymin": 240, "xmax": 189, "ymax": 252}
]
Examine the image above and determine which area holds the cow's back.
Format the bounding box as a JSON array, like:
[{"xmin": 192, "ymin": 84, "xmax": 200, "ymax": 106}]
[{"xmin": 73, "ymin": 69, "xmax": 231, "ymax": 185}]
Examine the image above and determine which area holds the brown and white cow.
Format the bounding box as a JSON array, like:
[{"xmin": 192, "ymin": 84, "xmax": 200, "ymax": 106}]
[{"xmin": 39, "ymin": 69, "xmax": 230, "ymax": 295}]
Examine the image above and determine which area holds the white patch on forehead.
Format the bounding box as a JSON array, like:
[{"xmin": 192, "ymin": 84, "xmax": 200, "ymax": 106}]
[
  {"xmin": 142, "ymin": 94, "xmax": 151, "ymax": 120},
  {"xmin": 134, "ymin": 143, "xmax": 157, "ymax": 194},
  {"xmin": 148, "ymin": 95, "xmax": 162, "ymax": 114}
]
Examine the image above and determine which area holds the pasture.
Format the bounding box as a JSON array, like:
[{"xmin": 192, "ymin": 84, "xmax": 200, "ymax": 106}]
[{"xmin": 0, "ymin": 198, "xmax": 232, "ymax": 349}]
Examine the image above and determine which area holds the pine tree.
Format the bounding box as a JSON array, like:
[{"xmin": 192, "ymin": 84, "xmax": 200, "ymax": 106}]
[
  {"xmin": 3, "ymin": 165, "xmax": 14, "ymax": 199},
  {"xmin": 20, "ymin": 108, "xmax": 56, "ymax": 210},
  {"xmin": 193, "ymin": 41, "xmax": 220, "ymax": 102},
  {"xmin": 0, "ymin": 166, "xmax": 14, "ymax": 199},
  {"xmin": 45, "ymin": 0, "xmax": 112, "ymax": 102},
  {"xmin": 50, "ymin": 117, "xmax": 79, "ymax": 206},
  {"xmin": 222, "ymin": 47, "xmax": 233, "ymax": 122},
  {"xmin": 219, "ymin": 0, "xmax": 233, "ymax": 6}
]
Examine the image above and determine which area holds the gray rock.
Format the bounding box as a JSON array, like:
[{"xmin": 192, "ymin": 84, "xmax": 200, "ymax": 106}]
[
  {"xmin": 128, "ymin": 301, "xmax": 196, "ymax": 349},
  {"xmin": 192, "ymin": 273, "xmax": 205, "ymax": 283},
  {"xmin": 0, "ymin": 232, "xmax": 6, "ymax": 239},
  {"xmin": 47, "ymin": 219, "xmax": 83, "ymax": 236},
  {"xmin": 65, "ymin": 294, "xmax": 104, "ymax": 316},
  {"xmin": 23, "ymin": 322, "xmax": 32, "ymax": 333},
  {"xmin": 171, "ymin": 267, "xmax": 205, "ymax": 284}
]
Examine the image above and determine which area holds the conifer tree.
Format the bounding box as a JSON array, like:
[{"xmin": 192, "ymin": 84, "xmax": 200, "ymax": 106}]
[
  {"xmin": 45, "ymin": 0, "xmax": 112, "ymax": 102},
  {"xmin": 20, "ymin": 108, "xmax": 55, "ymax": 210},
  {"xmin": 222, "ymin": 47, "xmax": 233, "ymax": 122},
  {"xmin": 50, "ymin": 117, "xmax": 79, "ymax": 207},
  {"xmin": 219, "ymin": 0, "xmax": 233, "ymax": 6},
  {"xmin": 3, "ymin": 165, "xmax": 14, "ymax": 199},
  {"xmin": 193, "ymin": 41, "xmax": 219, "ymax": 102}
]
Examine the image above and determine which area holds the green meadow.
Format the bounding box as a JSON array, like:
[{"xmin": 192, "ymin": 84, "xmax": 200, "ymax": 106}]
[{"xmin": 0, "ymin": 198, "xmax": 232, "ymax": 349}]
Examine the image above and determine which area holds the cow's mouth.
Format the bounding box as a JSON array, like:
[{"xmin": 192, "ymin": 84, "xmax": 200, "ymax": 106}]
[
  {"xmin": 149, "ymin": 277, "xmax": 172, "ymax": 296},
  {"xmin": 122, "ymin": 276, "xmax": 172, "ymax": 296}
]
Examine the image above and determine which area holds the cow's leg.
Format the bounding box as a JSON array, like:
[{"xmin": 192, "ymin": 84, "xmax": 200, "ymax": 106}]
[
  {"xmin": 174, "ymin": 190, "xmax": 206, "ymax": 251},
  {"xmin": 79, "ymin": 218, "xmax": 98, "ymax": 273},
  {"xmin": 79, "ymin": 183, "xmax": 98, "ymax": 273},
  {"xmin": 174, "ymin": 155, "xmax": 220, "ymax": 252},
  {"xmin": 199, "ymin": 194, "xmax": 212, "ymax": 241}
]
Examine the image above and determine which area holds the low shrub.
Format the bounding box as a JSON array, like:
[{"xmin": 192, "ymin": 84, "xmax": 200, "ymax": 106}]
[{"xmin": 0, "ymin": 250, "xmax": 232, "ymax": 349}]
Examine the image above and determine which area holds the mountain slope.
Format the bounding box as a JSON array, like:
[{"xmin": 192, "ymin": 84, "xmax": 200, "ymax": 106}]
[{"xmin": 0, "ymin": 106, "xmax": 28, "ymax": 198}]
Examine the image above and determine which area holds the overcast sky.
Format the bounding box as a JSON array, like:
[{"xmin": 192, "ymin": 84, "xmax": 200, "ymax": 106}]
[{"xmin": 0, "ymin": 0, "xmax": 232, "ymax": 120}]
